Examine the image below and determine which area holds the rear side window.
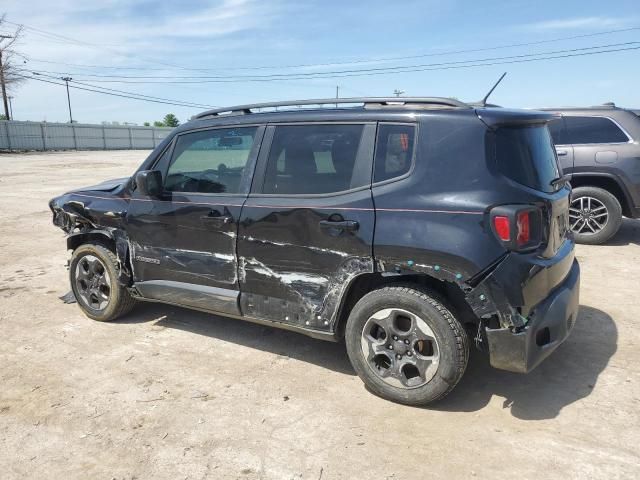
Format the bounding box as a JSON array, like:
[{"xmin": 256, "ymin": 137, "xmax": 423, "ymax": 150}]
[
  {"xmin": 547, "ymin": 118, "xmax": 565, "ymax": 145},
  {"xmin": 495, "ymin": 125, "xmax": 560, "ymax": 193},
  {"xmin": 262, "ymin": 124, "xmax": 365, "ymax": 195},
  {"xmin": 165, "ymin": 127, "xmax": 257, "ymax": 194},
  {"xmin": 563, "ymin": 116, "xmax": 629, "ymax": 144},
  {"xmin": 374, "ymin": 124, "xmax": 416, "ymax": 183}
]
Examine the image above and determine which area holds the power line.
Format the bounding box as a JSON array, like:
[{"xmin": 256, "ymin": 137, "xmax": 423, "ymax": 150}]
[
  {"xmin": 15, "ymin": 24, "xmax": 640, "ymax": 73},
  {"xmin": 26, "ymin": 71, "xmax": 217, "ymax": 108},
  {"xmin": 16, "ymin": 73, "xmax": 217, "ymax": 109},
  {"xmin": 22, "ymin": 57, "xmax": 177, "ymax": 72},
  {"xmin": 80, "ymin": 45, "xmax": 640, "ymax": 83},
  {"xmin": 15, "ymin": 45, "xmax": 640, "ymax": 113},
  {"xmin": 70, "ymin": 79, "xmax": 218, "ymax": 108},
  {"xmin": 28, "ymin": 41, "xmax": 640, "ymax": 84}
]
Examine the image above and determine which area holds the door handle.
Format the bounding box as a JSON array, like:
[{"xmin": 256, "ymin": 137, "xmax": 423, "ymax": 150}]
[
  {"xmin": 556, "ymin": 150, "xmax": 568, "ymax": 156},
  {"xmin": 201, "ymin": 212, "xmax": 233, "ymax": 225},
  {"xmin": 319, "ymin": 219, "xmax": 359, "ymax": 231}
]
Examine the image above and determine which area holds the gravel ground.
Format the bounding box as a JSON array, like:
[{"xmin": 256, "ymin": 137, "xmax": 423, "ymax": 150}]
[{"xmin": 1, "ymin": 150, "xmax": 639, "ymax": 479}]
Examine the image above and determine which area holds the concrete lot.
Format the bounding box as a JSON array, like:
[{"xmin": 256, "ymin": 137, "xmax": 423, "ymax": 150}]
[{"xmin": 1, "ymin": 151, "xmax": 639, "ymax": 479}]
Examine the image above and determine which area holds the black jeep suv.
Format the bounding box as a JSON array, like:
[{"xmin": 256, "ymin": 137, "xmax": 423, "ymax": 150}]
[
  {"xmin": 50, "ymin": 97, "xmax": 580, "ymax": 405},
  {"xmin": 543, "ymin": 103, "xmax": 640, "ymax": 244}
]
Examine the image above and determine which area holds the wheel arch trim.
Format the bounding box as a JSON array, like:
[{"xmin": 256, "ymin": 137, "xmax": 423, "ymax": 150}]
[
  {"xmin": 570, "ymin": 172, "xmax": 634, "ymax": 215},
  {"xmin": 67, "ymin": 229, "xmax": 133, "ymax": 286}
]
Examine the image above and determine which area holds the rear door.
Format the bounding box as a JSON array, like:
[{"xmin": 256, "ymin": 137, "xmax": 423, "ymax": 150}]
[
  {"xmin": 236, "ymin": 122, "xmax": 376, "ymax": 330},
  {"xmin": 562, "ymin": 115, "xmax": 631, "ymax": 170},
  {"xmin": 126, "ymin": 125, "xmax": 264, "ymax": 315},
  {"xmin": 548, "ymin": 116, "xmax": 575, "ymax": 174}
]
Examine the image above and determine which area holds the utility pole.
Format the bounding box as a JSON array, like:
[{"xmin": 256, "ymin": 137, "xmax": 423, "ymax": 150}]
[
  {"xmin": 61, "ymin": 76, "xmax": 73, "ymax": 123},
  {"xmin": 335, "ymin": 85, "xmax": 339, "ymax": 108},
  {"xmin": 8, "ymin": 95, "xmax": 13, "ymax": 119},
  {"xmin": 0, "ymin": 34, "xmax": 13, "ymax": 120}
]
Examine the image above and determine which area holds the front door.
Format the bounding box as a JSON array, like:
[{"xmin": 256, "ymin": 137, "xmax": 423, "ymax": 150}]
[
  {"xmin": 126, "ymin": 125, "xmax": 264, "ymax": 315},
  {"xmin": 237, "ymin": 123, "xmax": 376, "ymax": 331}
]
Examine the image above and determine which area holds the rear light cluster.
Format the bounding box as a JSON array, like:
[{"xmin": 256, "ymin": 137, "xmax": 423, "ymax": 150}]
[{"xmin": 490, "ymin": 205, "xmax": 542, "ymax": 251}]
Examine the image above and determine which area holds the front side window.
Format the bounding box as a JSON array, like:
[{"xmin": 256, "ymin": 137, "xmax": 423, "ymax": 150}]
[
  {"xmin": 374, "ymin": 124, "xmax": 416, "ymax": 183},
  {"xmin": 563, "ymin": 116, "xmax": 629, "ymax": 144},
  {"xmin": 262, "ymin": 124, "xmax": 365, "ymax": 195},
  {"xmin": 165, "ymin": 127, "xmax": 258, "ymax": 194}
]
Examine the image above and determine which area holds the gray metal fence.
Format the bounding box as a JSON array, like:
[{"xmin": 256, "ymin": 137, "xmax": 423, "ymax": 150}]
[{"xmin": 0, "ymin": 120, "xmax": 174, "ymax": 151}]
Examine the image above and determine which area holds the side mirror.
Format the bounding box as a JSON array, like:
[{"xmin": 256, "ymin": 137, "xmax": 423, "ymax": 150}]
[{"xmin": 135, "ymin": 170, "xmax": 162, "ymax": 197}]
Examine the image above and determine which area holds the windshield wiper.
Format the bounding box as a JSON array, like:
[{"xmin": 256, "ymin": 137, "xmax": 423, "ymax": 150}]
[{"xmin": 550, "ymin": 174, "xmax": 571, "ymax": 189}]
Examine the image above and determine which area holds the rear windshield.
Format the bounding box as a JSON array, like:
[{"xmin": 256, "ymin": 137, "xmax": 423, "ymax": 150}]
[{"xmin": 494, "ymin": 125, "xmax": 560, "ymax": 193}]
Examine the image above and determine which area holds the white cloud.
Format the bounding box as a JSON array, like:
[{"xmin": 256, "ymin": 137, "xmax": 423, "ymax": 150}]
[
  {"xmin": 520, "ymin": 16, "xmax": 633, "ymax": 31},
  {"xmin": 0, "ymin": 0, "xmax": 296, "ymax": 122},
  {"xmin": 4, "ymin": 0, "xmax": 287, "ymax": 64}
]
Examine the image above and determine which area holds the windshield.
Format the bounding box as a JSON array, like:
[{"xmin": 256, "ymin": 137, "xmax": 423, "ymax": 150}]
[{"xmin": 494, "ymin": 125, "xmax": 560, "ymax": 193}]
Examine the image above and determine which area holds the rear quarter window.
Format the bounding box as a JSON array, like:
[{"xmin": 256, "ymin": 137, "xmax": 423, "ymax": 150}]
[
  {"xmin": 563, "ymin": 116, "xmax": 629, "ymax": 144},
  {"xmin": 374, "ymin": 124, "xmax": 416, "ymax": 183},
  {"xmin": 494, "ymin": 125, "xmax": 560, "ymax": 193}
]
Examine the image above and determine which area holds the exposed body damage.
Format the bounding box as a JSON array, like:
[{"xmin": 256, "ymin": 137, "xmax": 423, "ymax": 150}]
[
  {"xmin": 50, "ymin": 101, "xmax": 580, "ymax": 382},
  {"xmin": 50, "ymin": 178, "xmax": 134, "ymax": 286},
  {"xmin": 239, "ymin": 254, "xmax": 374, "ymax": 330},
  {"xmin": 131, "ymin": 243, "xmax": 238, "ymax": 286}
]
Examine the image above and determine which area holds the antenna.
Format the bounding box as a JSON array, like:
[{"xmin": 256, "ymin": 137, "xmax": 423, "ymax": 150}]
[{"xmin": 480, "ymin": 72, "xmax": 507, "ymax": 106}]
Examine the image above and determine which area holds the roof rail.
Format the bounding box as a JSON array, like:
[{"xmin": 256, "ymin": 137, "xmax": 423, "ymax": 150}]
[{"xmin": 194, "ymin": 97, "xmax": 471, "ymax": 119}]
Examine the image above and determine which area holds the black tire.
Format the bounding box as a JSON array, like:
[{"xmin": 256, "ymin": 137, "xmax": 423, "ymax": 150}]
[
  {"xmin": 570, "ymin": 186, "xmax": 622, "ymax": 245},
  {"xmin": 345, "ymin": 285, "xmax": 468, "ymax": 405},
  {"xmin": 69, "ymin": 243, "xmax": 136, "ymax": 321}
]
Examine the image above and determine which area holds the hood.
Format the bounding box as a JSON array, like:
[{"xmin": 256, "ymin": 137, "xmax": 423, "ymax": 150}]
[{"xmin": 69, "ymin": 176, "xmax": 131, "ymax": 194}]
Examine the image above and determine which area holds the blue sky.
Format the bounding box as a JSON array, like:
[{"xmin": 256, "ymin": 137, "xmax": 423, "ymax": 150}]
[{"xmin": 3, "ymin": 0, "xmax": 640, "ymax": 124}]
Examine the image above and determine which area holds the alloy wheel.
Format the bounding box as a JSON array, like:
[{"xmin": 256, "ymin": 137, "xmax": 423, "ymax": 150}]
[
  {"xmin": 74, "ymin": 254, "xmax": 111, "ymax": 311},
  {"xmin": 360, "ymin": 308, "xmax": 440, "ymax": 388},
  {"xmin": 569, "ymin": 196, "xmax": 609, "ymax": 235}
]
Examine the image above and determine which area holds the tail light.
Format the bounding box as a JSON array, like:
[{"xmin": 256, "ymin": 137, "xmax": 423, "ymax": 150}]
[
  {"xmin": 516, "ymin": 211, "xmax": 531, "ymax": 246},
  {"xmin": 491, "ymin": 205, "xmax": 542, "ymax": 251},
  {"xmin": 493, "ymin": 216, "xmax": 511, "ymax": 241}
]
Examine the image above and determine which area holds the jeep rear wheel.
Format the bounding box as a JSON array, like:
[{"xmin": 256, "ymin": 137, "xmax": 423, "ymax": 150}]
[
  {"xmin": 70, "ymin": 244, "xmax": 136, "ymax": 321},
  {"xmin": 569, "ymin": 186, "xmax": 622, "ymax": 245},
  {"xmin": 345, "ymin": 285, "xmax": 468, "ymax": 405}
]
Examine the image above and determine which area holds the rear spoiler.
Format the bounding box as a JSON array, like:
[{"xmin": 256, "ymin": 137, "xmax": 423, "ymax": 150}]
[{"xmin": 475, "ymin": 108, "xmax": 559, "ymax": 129}]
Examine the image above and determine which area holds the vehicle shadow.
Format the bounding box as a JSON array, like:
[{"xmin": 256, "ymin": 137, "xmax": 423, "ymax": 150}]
[
  {"xmin": 119, "ymin": 303, "xmax": 356, "ymax": 376},
  {"xmin": 118, "ymin": 303, "xmax": 615, "ymax": 418},
  {"xmin": 435, "ymin": 305, "xmax": 617, "ymax": 419},
  {"xmin": 605, "ymin": 218, "xmax": 640, "ymax": 246}
]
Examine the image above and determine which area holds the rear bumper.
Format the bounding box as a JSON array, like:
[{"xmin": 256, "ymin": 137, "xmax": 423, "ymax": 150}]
[{"xmin": 485, "ymin": 259, "xmax": 580, "ymax": 373}]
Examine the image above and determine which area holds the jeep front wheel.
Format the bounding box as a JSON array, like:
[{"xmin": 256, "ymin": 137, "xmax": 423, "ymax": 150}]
[
  {"xmin": 69, "ymin": 243, "xmax": 136, "ymax": 321},
  {"xmin": 345, "ymin": 285, "xmax": 468, "ymax": 405}
]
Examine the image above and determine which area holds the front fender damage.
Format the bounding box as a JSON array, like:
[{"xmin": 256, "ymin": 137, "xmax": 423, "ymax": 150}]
[{"xmin": 50, "ymin": 193, "xmax": 133, "ymax": 286}]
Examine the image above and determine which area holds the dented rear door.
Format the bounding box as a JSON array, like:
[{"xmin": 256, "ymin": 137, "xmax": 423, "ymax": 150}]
[{"xmin": 236, "ymin": 123, "xmax": 376, "ymax": 330}]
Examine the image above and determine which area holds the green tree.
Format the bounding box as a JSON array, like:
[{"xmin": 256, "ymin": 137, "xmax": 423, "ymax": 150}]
[
  {"xmin": 162, "ymin": 113, "xmax": 180, "ymax": 127},
  {"xmin": 153, "ymin": 121, "xmax": 164, "ymax": 127},
  {"xmin": 143, "ymin": 121, "xmax": 150, "ymax": 126}
]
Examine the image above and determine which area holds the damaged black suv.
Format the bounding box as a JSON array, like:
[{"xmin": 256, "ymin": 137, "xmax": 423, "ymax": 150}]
[{"xmin": 50, "ymin": 97, "xmax": 580, "ymax": 405}]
